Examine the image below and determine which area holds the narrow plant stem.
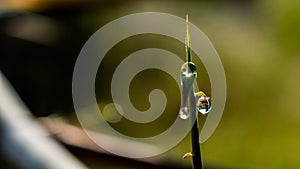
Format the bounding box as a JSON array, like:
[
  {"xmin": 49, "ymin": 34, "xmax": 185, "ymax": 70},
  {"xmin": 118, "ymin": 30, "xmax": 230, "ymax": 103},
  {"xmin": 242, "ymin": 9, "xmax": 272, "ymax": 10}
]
[
  {"xmin": 189, "ymin": 87, "xmax": 203, "ymax": 169},
  {"xmin": 185, "ymin": 15, "xmax": 191, "ymax": 62},
  {"xmin": 186, "ymin": 14, "xmax": 203, "ymax": 169},
  {"xmin": 191, "ymin": 123, "xmax": 203, "ymax": 169}
]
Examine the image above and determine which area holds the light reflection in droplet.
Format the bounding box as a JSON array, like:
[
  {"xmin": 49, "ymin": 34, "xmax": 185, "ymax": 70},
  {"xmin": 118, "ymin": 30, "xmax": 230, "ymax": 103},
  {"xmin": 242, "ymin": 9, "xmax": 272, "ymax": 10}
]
[
  {"xmin": 195, "ymin": 91, "xmax": 211, "ymax": 114},
  {"xmin": 179, "ymin": 106, "xmax": 189, "ymax": 119}
]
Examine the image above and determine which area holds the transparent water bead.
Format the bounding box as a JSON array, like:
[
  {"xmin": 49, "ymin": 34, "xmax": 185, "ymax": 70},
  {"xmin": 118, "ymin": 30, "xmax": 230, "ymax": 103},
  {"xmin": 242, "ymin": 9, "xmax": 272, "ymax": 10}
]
[
  {"xmin": 179, "ymin": 106, "xmax": 189, "ymax": 119},
  {"xmin": 179, "ymin": 62, "xmax": 197, "ymax": 120},
  {"xmin": 195, "ymin": 91, "xmax": 212, "ymax": 114}
]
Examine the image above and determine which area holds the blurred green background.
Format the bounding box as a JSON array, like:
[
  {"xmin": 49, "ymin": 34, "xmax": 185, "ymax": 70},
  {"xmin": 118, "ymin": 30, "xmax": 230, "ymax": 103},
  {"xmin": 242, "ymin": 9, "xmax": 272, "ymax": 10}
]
[{"xmin": 1, "ymin": 0, "xmax": 300, "ymax": 169}]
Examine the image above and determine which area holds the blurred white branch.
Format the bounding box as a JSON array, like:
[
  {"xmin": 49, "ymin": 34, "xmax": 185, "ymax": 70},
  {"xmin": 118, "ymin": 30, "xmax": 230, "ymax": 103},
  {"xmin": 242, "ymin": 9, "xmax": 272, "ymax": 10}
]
[{"xmin": 0, "ymin": 71, "xmax": 88, "ymax": 169}]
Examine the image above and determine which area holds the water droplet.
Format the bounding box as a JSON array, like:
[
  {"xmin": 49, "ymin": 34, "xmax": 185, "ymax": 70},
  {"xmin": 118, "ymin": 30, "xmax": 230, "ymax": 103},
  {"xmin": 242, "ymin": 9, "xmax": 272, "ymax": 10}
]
[
  {"xmin": 196, "ymin": 96, "xmax": 211, "ymax": 114},
  {"xmin": 179, "ymin": 106, "xmax": 189, "ymax": 119}
]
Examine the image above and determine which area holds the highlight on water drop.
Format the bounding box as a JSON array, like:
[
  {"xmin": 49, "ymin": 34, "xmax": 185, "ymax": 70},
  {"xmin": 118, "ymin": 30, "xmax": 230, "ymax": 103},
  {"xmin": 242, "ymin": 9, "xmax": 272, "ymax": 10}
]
[{"xmin": 179, "ymin": 106, "xmax": 189, "ymax": 119}]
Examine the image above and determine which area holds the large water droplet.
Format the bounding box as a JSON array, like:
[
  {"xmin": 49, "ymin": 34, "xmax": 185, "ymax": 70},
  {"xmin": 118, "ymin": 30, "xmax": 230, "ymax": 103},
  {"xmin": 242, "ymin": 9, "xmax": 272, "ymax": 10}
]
[
  {"xmin": 196, "ymin": 96, "xmax": 211, "ymax": 114},
  {"xmin": 179, "ymin": 106, "xmax": 189, "ymax": 119}
]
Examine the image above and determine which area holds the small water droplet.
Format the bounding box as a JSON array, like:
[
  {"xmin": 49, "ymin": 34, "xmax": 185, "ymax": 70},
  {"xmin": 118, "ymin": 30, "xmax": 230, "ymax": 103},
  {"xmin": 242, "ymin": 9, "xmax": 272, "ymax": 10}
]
[
  {"xmin": 196, "ymin": 96, "xmax": 211, "ymax": 114},
  {"xmin": 179, "ymin": 106, "xmax": 189, "ymax": 119}
]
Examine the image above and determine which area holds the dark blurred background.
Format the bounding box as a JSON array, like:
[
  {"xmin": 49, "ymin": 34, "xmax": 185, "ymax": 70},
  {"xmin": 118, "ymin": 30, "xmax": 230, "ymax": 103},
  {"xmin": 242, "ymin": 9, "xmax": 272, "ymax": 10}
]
[{"xmin": 1, "ymin": 0, "xmax": 300, "ymax": 169}]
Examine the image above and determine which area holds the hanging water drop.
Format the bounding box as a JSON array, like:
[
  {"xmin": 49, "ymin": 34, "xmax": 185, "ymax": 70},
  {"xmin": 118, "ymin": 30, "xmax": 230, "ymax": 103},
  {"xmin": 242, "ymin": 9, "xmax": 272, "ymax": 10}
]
[
  {"xmin": 179, "ymin": 62, "xmax": 196, "ymax": 120},
  {"xmin": 196, "ymin": 94, "xmax": 211, "ymax": 114},
  {"xmin": 179, "ymin": 106, "xmax": 189, "ymax": 119}
]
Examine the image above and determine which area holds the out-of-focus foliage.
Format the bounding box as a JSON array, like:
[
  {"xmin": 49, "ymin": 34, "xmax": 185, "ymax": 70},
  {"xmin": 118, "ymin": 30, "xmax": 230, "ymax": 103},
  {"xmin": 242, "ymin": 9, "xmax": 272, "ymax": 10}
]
[
  {"xmin": 1, "ymin": 0, "xmax": 300, "ymax": 169},
  {"xmin": 258, "ymin": 0, "xmax": 300, "ymax": 55}
]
